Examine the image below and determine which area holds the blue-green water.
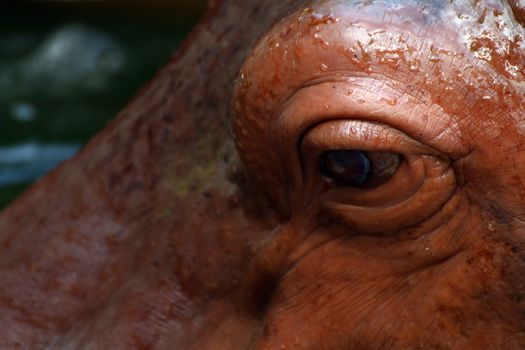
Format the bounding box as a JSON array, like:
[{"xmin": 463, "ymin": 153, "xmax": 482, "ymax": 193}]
[{"xmin": 0, "ymin": 2, "xmax": 204, "ymax": 209}]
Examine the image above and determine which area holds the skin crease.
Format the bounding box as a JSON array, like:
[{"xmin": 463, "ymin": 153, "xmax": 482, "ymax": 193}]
[{"xmin": 0, "ymin": 0, "xmax": 524, "ymax": 349}]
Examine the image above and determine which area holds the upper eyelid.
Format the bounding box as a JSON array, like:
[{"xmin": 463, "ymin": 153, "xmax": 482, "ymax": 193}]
[
  {"xmin": 275, "ymin": 80, "xmax": 467, "ymax": 159},
  {"xmin": 301, "ymin": 119, "xmax": 436, "ymax": 157}
]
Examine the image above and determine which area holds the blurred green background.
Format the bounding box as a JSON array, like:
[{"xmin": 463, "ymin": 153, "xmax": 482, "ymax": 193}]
[{"xmin": 0, "ymin": 1, "xmax": 207, "ymax": 209}]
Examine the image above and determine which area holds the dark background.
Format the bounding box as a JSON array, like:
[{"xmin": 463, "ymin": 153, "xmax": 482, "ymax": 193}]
[{"xmin": 0, "ymin": 1, "xmax": 207, "ymax": 209}]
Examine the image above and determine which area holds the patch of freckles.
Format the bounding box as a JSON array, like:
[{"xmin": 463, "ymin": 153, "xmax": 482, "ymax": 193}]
[
  {"xmin": 252, "ymin": 7, "xmax": 343, "ymax": 91},
  {"xmin": 501, "ymin": 240, "xmax": 525, "ymax": 318},
  {"xmin": 455, "ymin": 198, "xmax": 525, "ymax": 319},
  {"xmin": 266, "ymin": 21, "xmax": 443, "ymax": 100},
  {"xmin": 474, "ymin": 240, "xmax": 525, "ymax": 315},
  {"xmin": 427, "ymin": 239, "xmax": 523, "ymax": 345},
  {"xmin": 468, "ymin": 32, "xmax": 524, "ymax": 80},
  {"xmin": 451, "ymin": 2, "xmax": 525, "ymax": 108},
  {"xmin": 294, "ymin": 6, "xmax": 518, "ymax": 111}
]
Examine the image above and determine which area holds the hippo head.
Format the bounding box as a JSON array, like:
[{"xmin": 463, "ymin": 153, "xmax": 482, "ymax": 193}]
[
  {"xmin": 232, "ymin": 0, "xmax": 525, "ymax": 347},
  {"xmin": 1, "ymin": 0, "xmax": 524, "ymax": 349}
]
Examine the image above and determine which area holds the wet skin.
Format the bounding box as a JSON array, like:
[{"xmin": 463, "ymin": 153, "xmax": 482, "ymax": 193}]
[{"xmin": 0, "ymin": 0, "xmax": 524, "ymax": 349}]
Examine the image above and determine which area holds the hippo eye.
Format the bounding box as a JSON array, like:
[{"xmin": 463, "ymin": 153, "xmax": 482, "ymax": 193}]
[{"xmin": 320, "ymin": 150, "xmax": 401, "ymax": 187}]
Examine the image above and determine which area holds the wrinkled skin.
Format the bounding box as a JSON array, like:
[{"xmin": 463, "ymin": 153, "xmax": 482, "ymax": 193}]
[{"xmin": 1, "ymin": 0, "xmax": 525, "ymax": 349}]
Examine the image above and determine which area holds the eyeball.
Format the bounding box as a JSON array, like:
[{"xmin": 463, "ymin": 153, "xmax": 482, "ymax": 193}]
[
  {"xmin": 300, "ymin": 119, "xmax": 456, "ymax": 234},
  {"xmin": 320, "ymin": 150, "xmax": 401, "ymax": 188}
]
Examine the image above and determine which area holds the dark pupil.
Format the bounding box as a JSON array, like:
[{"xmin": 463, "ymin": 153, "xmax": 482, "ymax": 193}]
[{"xmin": 320, "ymin": 150, "xmax": 371, "ymax": 186}]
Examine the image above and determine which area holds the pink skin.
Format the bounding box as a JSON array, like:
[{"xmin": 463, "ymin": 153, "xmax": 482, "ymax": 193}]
[{"xmin": 0, "ymin": 0, "xmax": 524, "ymax": 349}]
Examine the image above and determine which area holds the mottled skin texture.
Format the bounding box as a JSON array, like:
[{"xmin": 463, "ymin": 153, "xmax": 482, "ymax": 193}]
[{"xmin": 0, "ymin": 0, "xmax": 525, "ymax": 349}]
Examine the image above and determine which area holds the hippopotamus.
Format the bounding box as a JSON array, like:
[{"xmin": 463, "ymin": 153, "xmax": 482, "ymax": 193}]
[{"xmin": 1, "ymin": 0, "xmax": 524, "ymax": 348}]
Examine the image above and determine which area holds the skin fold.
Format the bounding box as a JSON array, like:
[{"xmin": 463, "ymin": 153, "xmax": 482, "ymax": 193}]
[{"xmin": 0, "ymin": 0, "xmax": 524, "ymax": 349}]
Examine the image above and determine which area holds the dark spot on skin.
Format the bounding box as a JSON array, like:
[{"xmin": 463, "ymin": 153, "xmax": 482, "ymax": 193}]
[
  {"xmin": 248, "ymin": 271, "xmax": 280, "ymax": 318},
  {"xmin": 231, "ymin": 43, "xmax": 242, "ymax": 54},
  {"xmin": 216, "ymin": 24, "xmax": 235, "ymax": 43},
  {"xmin": 227, "ymin": 194, "xmax": 241, "ymax": 208},
  {"xmin": 509, "ymin": 0, "xmax": 525, "ymax": 26},
  {"xmin": 108, "ymin": 173, "xmax": 120, "ymax": 191},
  {"xmin": 514, "ymin": 293, "xmax": 523, "ymax": 304},
  {"xmin": 488, "ymin": 203, "xmax": 513, "ymax": 224},
  {"xmin": 227, "ymin": 166, "xmax": 247, "ymax": 189},
  {"xmin": 163, "ymin": 113, "xmax": 174, "ymax": 124}
]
